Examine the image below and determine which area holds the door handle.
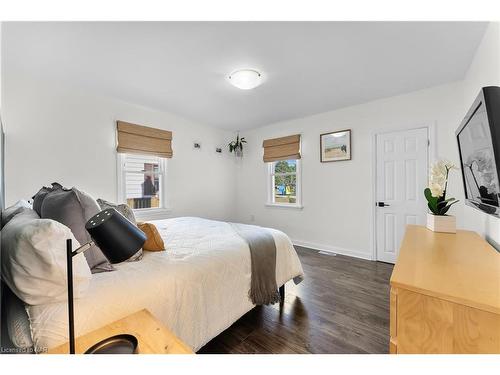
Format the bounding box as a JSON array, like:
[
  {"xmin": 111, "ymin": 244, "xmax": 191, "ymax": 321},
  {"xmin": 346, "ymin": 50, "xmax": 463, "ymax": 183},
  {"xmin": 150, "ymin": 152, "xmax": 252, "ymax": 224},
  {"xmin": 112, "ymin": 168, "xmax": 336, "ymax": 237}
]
[{"xmin": 377, "ymin": 202, "xmax": 391, "ymax": 207}]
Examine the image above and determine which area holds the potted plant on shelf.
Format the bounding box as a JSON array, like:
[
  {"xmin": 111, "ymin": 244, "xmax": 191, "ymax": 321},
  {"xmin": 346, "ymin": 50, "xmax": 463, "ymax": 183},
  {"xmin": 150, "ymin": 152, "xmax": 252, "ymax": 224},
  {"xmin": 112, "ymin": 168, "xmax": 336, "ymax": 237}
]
[
  {"xmin": 424, "ymin": 160, "xmax": 459, "ymax": 233},
  {"xmin": 228, "ymin": 133, "xmax": 246, "ymax": 157}
]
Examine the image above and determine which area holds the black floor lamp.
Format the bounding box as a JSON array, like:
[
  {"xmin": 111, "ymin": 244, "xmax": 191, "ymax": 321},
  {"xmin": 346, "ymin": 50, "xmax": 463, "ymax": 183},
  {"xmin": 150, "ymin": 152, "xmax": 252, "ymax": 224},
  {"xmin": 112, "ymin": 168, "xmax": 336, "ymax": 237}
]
[{"xmin": 66, "ymin": 208, "xmax": 146, "ymax": 354}]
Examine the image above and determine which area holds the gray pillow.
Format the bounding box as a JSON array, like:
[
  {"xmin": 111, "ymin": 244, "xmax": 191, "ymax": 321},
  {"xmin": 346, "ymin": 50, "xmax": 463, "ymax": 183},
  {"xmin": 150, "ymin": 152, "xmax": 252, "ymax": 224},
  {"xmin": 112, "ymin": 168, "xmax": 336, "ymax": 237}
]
[
  {"xmin": 97, "ymin": 198, "xmax": 143, "ymax": 261},
  {"xmin": 74, "ymin": 188, "xmax": 101, "ymax": 220},
  {"xmin": 40, "ymin": 186, "xmax": 114, "ymax": 273},
  {"xmin": 96, "ymin": 198, "xmax": 137, "ymax": 223},
  {"xmin": 32, "ymin": 183, "xmax": 62, "ymax": 216}
]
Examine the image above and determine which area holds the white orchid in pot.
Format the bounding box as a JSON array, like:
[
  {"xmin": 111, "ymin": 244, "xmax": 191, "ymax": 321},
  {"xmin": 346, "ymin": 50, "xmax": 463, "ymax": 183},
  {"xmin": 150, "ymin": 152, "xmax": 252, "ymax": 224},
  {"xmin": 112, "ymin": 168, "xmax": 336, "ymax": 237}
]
[{"xmin": 424, "ymin": 160, "xmax": 459, "ymax": 233}]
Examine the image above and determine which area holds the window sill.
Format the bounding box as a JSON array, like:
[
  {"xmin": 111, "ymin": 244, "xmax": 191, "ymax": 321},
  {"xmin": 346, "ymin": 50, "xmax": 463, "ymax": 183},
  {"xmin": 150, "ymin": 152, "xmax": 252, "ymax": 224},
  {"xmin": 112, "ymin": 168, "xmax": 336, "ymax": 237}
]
[
  {"xmin": 265, "ymin": 203, "xmax": 303, "ymax": 210},
  {"xmin": 133, "ymin": 207, "xmax": 172, "ymax": 221}
]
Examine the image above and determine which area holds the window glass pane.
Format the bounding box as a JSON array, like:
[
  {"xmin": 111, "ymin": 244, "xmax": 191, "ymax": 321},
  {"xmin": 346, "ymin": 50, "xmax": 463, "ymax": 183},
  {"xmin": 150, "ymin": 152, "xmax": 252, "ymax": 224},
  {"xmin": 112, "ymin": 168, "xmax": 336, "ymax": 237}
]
[
  {"xmin": 274, "ymin": 174, "xmax": 296, "ymax": 204},
  {"xmin": 124, "ymin": 154, "xmax": 161, "ymax": 209},
  {"xmin": 124, "ymin": 154, "xmax": 160, "ymax": 173},
  {"xmin": 274, "ymin": 159, "xmax": 296, "ymax": 174}
]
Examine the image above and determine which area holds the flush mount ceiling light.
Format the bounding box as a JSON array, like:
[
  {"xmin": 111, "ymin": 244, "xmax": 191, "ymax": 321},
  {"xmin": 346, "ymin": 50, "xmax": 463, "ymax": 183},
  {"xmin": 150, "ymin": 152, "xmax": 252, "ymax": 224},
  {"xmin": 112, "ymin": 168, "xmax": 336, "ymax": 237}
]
[{"xmin": 228, "ymin": 69, "xmax": 262, "ymax": 90}]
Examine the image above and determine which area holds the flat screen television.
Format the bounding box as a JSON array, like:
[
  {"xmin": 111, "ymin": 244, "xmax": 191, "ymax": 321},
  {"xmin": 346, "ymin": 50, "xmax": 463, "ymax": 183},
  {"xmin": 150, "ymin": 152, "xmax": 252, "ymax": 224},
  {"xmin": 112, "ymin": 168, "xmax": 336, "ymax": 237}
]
[{"xmin": 456, "ymin": 86, "xmax": 500, "ymax": 216}]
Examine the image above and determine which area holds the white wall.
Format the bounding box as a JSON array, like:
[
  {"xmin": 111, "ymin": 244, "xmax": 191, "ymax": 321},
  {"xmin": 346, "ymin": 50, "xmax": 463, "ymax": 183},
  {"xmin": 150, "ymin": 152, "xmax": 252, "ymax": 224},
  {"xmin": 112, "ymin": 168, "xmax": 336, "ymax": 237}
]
[
  {"xmin": 235, "ymin": 82, "xmax": 467, "ymax": 259},
  {"xmin": 2, "ymin": 73, "xmax": 237, "ymax": 221},
  {"xmin": 3, "ymin": 22, "xmax": 499, "ymax": 260},
  {"xmin": 234, "ymin": 22, "xmax": 500, "ymax": 259}
]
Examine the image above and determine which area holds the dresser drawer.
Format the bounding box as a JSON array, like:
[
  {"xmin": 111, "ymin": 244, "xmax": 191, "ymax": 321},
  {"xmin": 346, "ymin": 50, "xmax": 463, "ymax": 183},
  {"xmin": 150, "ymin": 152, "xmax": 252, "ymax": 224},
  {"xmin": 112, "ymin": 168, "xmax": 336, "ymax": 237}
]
[{"xmin": 395, "ymin": 289, "xmax": 500, "ymax": 354}]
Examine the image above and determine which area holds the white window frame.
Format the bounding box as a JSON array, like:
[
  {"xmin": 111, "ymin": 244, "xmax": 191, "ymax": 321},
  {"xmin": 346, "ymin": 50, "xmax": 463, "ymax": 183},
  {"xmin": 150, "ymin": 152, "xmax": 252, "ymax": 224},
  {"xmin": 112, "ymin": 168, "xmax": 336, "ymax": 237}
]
[
  {"xmin": 117, "ymin": 153, "xmax": 170, "ymax": 219},
  {"xmin": 266, "ymin": 159, "xmax": 303, "ymax": 209}
]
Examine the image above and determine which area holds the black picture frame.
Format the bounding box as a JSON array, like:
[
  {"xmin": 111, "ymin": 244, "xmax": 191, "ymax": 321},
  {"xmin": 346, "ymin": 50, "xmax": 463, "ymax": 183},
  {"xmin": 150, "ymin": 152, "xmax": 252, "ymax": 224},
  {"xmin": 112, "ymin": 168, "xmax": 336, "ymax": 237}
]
[{"xmin": 320, "ymin": 129, "xmax": 352, "ymax": 162}]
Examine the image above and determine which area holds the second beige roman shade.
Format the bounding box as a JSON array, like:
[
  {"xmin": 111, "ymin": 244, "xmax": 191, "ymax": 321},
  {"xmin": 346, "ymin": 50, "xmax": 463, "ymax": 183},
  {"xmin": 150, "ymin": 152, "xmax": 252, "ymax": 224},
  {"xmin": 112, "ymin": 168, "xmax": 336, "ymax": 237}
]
[
  {"xmin": 116, "ymin": 121, "xmax": 173, "ymax": 158},
  {"xmin": 262, "ymin": 134, "xmax": 301, "ymax": 162}
]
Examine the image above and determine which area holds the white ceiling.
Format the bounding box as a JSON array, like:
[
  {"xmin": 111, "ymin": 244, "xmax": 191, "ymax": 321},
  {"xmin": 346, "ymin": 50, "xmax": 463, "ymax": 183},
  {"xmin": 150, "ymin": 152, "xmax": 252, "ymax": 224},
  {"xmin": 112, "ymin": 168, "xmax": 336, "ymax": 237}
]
[{"xmin": 3, "ymin": 22, "xmax": 488, "ymax": 130}]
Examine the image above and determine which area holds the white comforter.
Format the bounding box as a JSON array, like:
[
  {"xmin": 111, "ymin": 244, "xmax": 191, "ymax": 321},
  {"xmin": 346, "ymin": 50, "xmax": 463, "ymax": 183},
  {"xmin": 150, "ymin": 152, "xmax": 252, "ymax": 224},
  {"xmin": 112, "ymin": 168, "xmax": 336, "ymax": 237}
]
[{"xmin": 26, "ymin": 217, "xmax": 304, "ymax": 352}]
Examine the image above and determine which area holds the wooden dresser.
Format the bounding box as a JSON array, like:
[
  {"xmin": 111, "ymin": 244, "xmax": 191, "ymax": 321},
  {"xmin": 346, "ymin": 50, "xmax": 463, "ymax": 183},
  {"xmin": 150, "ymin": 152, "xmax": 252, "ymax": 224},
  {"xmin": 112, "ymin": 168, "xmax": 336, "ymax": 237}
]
[{"xmin": 390, "ymin": 225, "xmax": 500, "ymax": 354}]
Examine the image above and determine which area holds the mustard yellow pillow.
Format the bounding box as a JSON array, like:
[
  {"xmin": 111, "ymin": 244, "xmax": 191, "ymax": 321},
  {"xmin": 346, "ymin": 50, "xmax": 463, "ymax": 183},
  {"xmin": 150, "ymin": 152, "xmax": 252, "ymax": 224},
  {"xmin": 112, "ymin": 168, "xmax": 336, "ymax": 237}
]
[{"xmin": 137, "ymin": 222, "xmax": 165, "ymax": 251}]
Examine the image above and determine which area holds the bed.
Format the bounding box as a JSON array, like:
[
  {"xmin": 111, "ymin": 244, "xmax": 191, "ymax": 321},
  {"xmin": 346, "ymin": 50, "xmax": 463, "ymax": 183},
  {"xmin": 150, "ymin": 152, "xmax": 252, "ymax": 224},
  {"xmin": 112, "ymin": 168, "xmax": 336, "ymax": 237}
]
[{"xmin": 25, "ymin": 217, "xmax": 304, "ymax": 353}]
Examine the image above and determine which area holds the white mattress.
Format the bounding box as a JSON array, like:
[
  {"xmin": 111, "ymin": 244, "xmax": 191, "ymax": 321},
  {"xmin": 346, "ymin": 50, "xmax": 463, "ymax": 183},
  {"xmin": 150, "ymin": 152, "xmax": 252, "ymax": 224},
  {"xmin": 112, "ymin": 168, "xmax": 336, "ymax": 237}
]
[{"xmin": 26, "ymin": 217, "xmax": 304, "ymax": 352}]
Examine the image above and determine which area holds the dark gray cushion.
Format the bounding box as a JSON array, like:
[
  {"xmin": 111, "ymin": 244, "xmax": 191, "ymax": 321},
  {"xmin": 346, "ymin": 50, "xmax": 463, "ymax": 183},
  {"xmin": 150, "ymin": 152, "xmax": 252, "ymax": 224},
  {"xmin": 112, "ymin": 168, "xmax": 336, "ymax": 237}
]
[
  {"xmin": 40, "ymin": 186, "xmax": 114, "ymax": 273},
  {"xmin": 97, "ymin": 198, "xmax": 143, "ymax": 261},
  {"xmin": 32, "ymin": 183, "xmax": 62, "ymax": 216}
]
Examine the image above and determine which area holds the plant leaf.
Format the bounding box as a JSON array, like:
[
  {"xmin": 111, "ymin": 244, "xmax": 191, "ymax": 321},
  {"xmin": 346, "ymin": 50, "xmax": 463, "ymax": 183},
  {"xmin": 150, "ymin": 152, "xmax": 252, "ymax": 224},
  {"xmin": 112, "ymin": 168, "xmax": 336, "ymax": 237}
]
[
  {"xmin": 437, "ymin": 200, "xmax": 448, "ymax": 208},
  {"xmin": 439, "ymin": 200, "xmax": 459, "ymax": 215},
  {"xmin": 424, "ymin": 188, "xmax": 439, "ymax": 213},
  {"xmin": 424, "ymin": 188, "xmax": 433, "ymax": 202},
  {"xmin": 438, "ymin": 197, "xmax": 458, "ymax": 209},
  {"xmin": 439, "ymin": 206, "xmax": 450, "ymax": 215}
]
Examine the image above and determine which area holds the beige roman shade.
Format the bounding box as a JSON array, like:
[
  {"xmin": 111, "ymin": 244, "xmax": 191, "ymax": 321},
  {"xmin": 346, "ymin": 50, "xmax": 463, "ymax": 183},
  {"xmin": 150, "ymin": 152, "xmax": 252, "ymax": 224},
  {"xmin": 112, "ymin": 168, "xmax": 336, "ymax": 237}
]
[
  {"xmin": 262, "ymin": 134, "xmax": 301, "ymax": 162},
  {"xmin": 116, "ymin": 121, "xmax": 173, "ymax": 158}
]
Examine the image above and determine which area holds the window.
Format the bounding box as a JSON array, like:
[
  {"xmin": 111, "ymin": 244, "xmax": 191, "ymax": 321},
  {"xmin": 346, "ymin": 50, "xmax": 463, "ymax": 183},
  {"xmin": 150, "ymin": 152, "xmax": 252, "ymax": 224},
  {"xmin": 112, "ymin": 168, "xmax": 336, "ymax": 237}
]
[
  {"xmin": 118, "ymin": 153, "xmax": 167, "ymax": 211},
  {"xmin": 267, "ymin": 159, "xmax": 302, "ymax": 207}
]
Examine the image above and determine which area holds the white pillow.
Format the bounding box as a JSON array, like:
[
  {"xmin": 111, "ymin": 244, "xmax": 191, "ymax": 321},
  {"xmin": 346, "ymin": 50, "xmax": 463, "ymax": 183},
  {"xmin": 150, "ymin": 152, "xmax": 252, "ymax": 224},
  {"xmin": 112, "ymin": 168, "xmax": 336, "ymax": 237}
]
[
  {"xmin": 1, "ymin": 209, "xmax": 92, "ymax": 305},
  {"xmin": 10, "ymin": 199, "xmax": 32, "ymax": 209},
  {"xmin": 1, "ymin": 199, "xmax": 33, "ymax": 228}
]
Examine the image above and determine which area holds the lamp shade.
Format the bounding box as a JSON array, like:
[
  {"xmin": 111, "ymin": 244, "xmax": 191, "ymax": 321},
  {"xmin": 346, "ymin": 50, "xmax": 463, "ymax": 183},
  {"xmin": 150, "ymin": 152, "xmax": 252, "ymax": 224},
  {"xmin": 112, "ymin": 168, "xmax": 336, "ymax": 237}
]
[{"xmin": 85, "ymin": 208, "xmax": 146, "ymax": 264}]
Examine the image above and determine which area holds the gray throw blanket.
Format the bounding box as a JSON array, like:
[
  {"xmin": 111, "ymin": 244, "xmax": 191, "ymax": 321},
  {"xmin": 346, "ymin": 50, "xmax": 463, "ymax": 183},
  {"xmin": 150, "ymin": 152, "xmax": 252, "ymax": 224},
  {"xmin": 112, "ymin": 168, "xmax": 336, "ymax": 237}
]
[{"xmin": 232, "ymin": 224, "xmax": 281, "ymax": 305}]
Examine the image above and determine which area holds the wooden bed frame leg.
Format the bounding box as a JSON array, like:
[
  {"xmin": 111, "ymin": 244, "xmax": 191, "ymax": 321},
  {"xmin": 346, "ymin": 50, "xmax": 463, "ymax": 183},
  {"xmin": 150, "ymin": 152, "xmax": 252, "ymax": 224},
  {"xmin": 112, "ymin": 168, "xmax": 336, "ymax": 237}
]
[{"xmin": 279, "ymin": 284, "xmax": 285, "ymax": 304}]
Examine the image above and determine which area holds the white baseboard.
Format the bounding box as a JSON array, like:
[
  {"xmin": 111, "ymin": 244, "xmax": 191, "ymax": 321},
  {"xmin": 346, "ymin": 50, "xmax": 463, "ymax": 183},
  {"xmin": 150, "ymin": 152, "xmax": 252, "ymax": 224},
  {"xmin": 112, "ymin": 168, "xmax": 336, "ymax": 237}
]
[{"xmin": 291, "ymin": 239, "xmax": 374, "ymax": 261}]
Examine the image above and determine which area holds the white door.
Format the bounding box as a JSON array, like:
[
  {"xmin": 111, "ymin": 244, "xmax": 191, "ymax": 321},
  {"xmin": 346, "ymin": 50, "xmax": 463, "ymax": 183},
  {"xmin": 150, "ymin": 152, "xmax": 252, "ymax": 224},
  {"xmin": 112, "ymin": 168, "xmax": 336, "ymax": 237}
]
[{"xmin": 375, "ymin": 127, "xmax": 429, "ymax": 263}]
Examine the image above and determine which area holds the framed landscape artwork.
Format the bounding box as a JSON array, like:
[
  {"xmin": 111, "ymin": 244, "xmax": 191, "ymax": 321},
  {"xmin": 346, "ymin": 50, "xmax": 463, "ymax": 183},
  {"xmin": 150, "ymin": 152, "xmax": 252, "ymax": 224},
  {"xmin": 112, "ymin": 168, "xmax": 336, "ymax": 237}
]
[{"xmin": 320, "ymin": 129, "xmax": 351, "ymax": 162}]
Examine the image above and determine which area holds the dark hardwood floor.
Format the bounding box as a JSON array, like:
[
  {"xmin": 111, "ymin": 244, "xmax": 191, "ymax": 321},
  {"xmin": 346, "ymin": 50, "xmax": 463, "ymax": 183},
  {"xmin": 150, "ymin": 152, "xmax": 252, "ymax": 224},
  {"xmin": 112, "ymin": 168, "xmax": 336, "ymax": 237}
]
[{"xmin": 198, "ymin": 246, "xmax": 394, "ymax": 354}]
